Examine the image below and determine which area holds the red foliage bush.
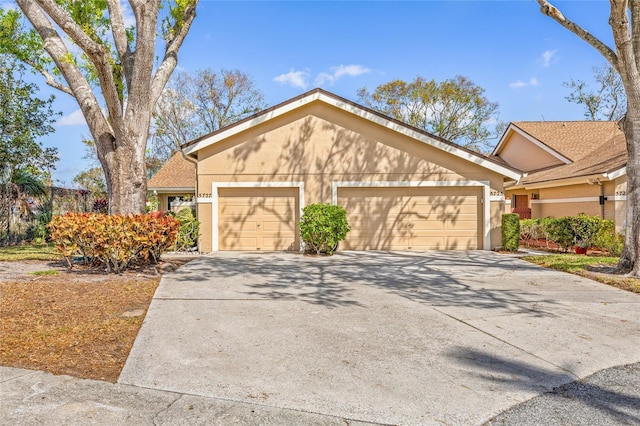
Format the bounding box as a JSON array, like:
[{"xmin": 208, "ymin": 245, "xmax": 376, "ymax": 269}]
[{"xmin": 48, "ymin": 213, "xmax": 179, "ymax": 273}]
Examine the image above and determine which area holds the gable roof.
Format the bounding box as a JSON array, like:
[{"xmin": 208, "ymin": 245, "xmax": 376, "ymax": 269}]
[
  {"xmin": 182, "ymin": 88, "xmax": 522, "ymax": 180},
  {"xmin": 494, "ymin": 120, "xmax": 627, "ymax": 187},
  {"xmin": 148, "ymin": 152, "xmax": 196, "ymax": 191},
  {"xmin": 508, "ymin": 121, "xmax": 622, "ymax": 162}
]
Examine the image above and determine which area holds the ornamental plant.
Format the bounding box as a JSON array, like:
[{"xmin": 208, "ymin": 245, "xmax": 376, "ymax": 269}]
[
  {"xmin": 48, "ymin": 212, "xmax": 179, "ymax": 273},
  {"xmin": 300, "ymin": 203, "xmax": 350, "ymax": 255}
]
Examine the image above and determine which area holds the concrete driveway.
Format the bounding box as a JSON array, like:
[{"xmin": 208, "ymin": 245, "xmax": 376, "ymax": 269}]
[{"xmin": 119, "ymin": 251, "xmax": 640, "ymax": 425}]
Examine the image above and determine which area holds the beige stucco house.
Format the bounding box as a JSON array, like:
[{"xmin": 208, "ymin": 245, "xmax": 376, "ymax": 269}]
[
  {"xmin": 493, "ymin": 121, "xmax": 627, "ymax": 231},
  {"xmin": 168, "ymin": 89, "xmax": 520, "ymax": 252}
]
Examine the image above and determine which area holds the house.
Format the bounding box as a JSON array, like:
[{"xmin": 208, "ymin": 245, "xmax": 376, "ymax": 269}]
[
  {"xmin": 173, "ymin": 88, "xmax": 520, "ymax": 252},
  {"xmin": 147, "ymin": 152, "xmax": 196, "ymax": 212},
  {"xmin": 493, "ymin": 121, "xmax": 627, "ymax": 231}
]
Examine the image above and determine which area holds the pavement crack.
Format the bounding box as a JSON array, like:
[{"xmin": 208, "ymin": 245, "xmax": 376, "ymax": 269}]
[
  {"xmin": 431, "ymin": 307, "xmax": 580, "ymax": 380},
  {"xmin": 152, "ymin": 394, "xmax": 183, "ymax": 425}
]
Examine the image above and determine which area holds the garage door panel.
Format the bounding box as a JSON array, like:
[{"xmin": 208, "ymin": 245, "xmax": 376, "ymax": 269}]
[
  {"xmin": 338, "ymin": 186, "xmax": 480, "ymax": 250},
  {"xmin": 218, "ymin": 188, "xmax": 298, "ymax": 251}
]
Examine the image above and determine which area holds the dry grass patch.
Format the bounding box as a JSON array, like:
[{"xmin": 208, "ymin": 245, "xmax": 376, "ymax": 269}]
[{"xmin": 0, "ymin": 271, "xmax": 159, "ymax": 382}]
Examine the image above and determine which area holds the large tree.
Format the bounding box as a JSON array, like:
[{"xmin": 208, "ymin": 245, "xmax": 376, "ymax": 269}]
[
  {"xmin": 151, "ymin": 68, "xmax": 266, "ymax": 161},
  {"xmin": 537, "ymin": 1, "xmax": 640, "ymax": 275},
  {"xmin": 0, "ymin": 1, "xmax": 197, "ymax": 214},
  {"xmin": 357, "ymin": 75, "xmax": 500, "ymax": 153},
  {"xmin": 563, "ymin": 63, "xmax": 627, "ymax": 120}
]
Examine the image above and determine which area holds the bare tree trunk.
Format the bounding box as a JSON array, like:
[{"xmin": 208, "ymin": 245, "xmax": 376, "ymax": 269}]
[
  {"xmin": 619, "ymin": 106, "xmax": 640, "ymax": 275},
  {"xmin": 95, "ymin": 124, "xmax": 149, "ymax": 215}
]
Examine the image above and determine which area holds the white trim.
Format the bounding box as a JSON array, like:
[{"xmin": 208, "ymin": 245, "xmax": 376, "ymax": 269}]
[
  {"xmin": 489, "ymin": 195, "xmax": 505, "ymax": 201},
  {"xmin": 604, "ymin": 166, "xmax": 627, "ymax": 180},
  {"xmin": 210, "ymin": 181, "xmax": 305, "ymax": 252},
  {"xmin": 331, "ymin": 180, "xmax": 491, "ymax": 250},
  {"xmin": 522, "ymin": 174, "xmax": 607, "ymax": 190},
  {"xmin": 531, "ymin": 195, "xmax": 627, "ymax": 204},
  {"xmin": 492, "ymin": 124, "xmax": 572, "ymax": 164},
  {"xmin": 148, "ymin": 187, "xmax": 195, "ymax": 192},
  {"xmin": 183, "ymin": 90, "xmax": 521, "ymax": 181},
  {"xmin": 532, "ymin": 197, "xmax": 598, "ymax": 204},
  {"xmin": 197, "ymin": 197, "xmax": 213, "ymax": 204}
]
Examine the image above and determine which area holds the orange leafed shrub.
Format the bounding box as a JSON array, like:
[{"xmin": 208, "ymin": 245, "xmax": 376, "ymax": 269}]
[{"xmin": 48, "ymin": 213, "xmax": 179, "ymax": 273}]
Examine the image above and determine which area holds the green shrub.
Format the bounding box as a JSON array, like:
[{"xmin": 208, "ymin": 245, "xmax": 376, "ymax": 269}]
[
  {"xmin": 544, "ymin": 216, "xmax": 575, "ymax": 251},
  {"xmin": 501, "ymin": 213, "xmax": 520, "ymax": 251},
  {"xmin": 300, "ymin": 203, "xmax": 350, "ymax": 255},
  {"xmin": 569, "ymin": 213, "xmax": 601, "ymax": 248},
  {"xmin": 593, "ymin": 219, "xmax": 624, "ymax": 255},
  {"xmin": 172, "ymin": 207, "xmax": 200, "ymax": 252}
]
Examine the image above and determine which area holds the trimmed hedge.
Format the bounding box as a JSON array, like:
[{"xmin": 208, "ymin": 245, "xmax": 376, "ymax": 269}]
[
  {"xmin": 300, "ymin": 203, "xmax": 350, "ymax": 255},
  {"xmin": 48, "ymin": 213, "xmax": 179, "ymax": 273},
  {"xmin": 501, "ymin": 213, "xmax": 520, "ymax": 252},
  {"xmin": 518, "ymin": 214, "xmax": 623, "ymax": 255}
]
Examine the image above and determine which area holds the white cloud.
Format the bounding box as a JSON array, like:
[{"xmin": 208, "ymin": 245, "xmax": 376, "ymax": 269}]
[
  {"xmin": 58, "ymin": 109, "xmax": 87, "ymax": 126},
  {"xmin": 314, "ymin": 64, "xmax": 371, "ymax": 86},
  {"xmin": 540, "ymin": 49, "xmax": 557, "ymax": 67},
  {"xmin": 509, "ymin": 77, "xmax": 539, "ymax": 88},
  {"xmin": 273, "ymin": 69, "xmax": 310, "ymax": 90}
]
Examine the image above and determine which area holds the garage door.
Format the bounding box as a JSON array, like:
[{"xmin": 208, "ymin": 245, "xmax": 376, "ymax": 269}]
[
  {"xmin": 337, "ymin": 187, "xmax": 480, "ymax": 250},
  {"xmin": 218, "ymin": 187, "xmax": 298, "ymax": 251}
]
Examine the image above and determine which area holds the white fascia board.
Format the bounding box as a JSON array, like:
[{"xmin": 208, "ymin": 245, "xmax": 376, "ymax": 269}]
[
  {"xmin": 491, "ymin": 123, "xmax": 517, "ymax": 155},
  {"xmin": 521, "ymin": 174, "xmax": 607, "ymax": 190},
  {"xmin": 604, "ymin": 166, "xmax": 627, "ymax": 180},
  {"xmin": 493, "ymin": 125, "xmax": 573, "ymax": 165},
  {"xmin": 183, "ymin": 91, "xmax": 521, "ymax": 180},
  {"xmin": 148, "ymin": 187, "xmax": 195, "ymax": 192}
]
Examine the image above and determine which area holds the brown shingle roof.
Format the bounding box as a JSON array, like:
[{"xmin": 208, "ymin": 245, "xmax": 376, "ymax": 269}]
[
  {"xmin": 512, "ymin": 121, "xmax": 622, "ymax": 162},
  {"xmin": 148, "ymin": 152, "xmax": 195, "ymax": 190},
  {"xmin": 509, "ymin": 121, "xmax": 626, "ymax": 185}
]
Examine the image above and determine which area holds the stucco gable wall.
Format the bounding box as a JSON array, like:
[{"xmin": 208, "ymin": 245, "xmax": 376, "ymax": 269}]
[
  {"xmin": 197, "ymin": 102, "xmax": 503, "ymax": 189},
  {"xmin": 499, "ymin": 131, "xmax": 564, "ymax": 172}
]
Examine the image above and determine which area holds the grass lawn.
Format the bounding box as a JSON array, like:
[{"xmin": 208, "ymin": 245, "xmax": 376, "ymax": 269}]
[
  {"xmin": 0, "ymin": 243, "xmax": 62, "ymax": 261},
  {"xmin": 523, "ymin": 254, "xmax": 640, "ymax": 294}
]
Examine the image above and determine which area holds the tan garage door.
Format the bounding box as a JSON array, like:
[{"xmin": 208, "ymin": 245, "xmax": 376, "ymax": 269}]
[
  {"xmin": 218, "ymin": 187, "xmax": 298, "ymax": 251},
  {"xmin": 338, "ymin": 187, "xmax": 480, "ymax": 250}
]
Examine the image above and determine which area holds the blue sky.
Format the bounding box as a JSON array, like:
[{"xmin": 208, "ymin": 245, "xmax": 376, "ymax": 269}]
[{"xmin": 7, "ymin": 1, "xmax": 614, "ymax": 186}]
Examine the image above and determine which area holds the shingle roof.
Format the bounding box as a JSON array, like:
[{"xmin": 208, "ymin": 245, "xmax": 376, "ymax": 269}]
[
  {"xmin": 510, "ymin": 121, "xmax": 626, "ymax": 185},
  {"xmin": 148, "ymin": 152, "xmax": 195, "ymax": 190},
  {"xmin": 512, "ymin": 121, "xmax": 622, "ymax": 162}
]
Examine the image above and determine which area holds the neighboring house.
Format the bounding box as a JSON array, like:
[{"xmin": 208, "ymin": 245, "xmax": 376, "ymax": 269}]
[
  {"xmin": 147, "ymin": 152, "xmax": 196, "ymax": 212},
  {"xmin": 176, "ymin": 88, "xmax": 520, "ymax": 252},
  {"xmin": 493, "ymin": 121, "xmax": 627, "ymax": 231}
]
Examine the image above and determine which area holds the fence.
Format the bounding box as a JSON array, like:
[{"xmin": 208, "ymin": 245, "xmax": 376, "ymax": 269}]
[{"xmin": 0, "ymin": 186, "xmax": 99, "ymax": 245}]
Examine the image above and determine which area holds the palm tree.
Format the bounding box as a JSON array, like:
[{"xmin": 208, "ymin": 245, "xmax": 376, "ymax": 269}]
[{"xmin": 1, "ymin": 167, "xmax": 47, "ymax": 244}]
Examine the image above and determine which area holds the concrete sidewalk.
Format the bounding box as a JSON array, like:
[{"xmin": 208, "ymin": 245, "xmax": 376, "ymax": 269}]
[{"xmin": 3, "ymin": 362, "xmax": 640, "ymax": 425}]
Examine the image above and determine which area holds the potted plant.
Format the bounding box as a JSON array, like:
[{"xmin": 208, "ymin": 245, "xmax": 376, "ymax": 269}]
[{"xmin": 574, "ymin": 239, "xmax": 589, "ymax": 255}]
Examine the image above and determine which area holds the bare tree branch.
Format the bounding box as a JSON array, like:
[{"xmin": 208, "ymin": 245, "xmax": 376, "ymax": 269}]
[
  {"xmin": 106, "ymin": 0, "xmax": 133, "ymax": 88},
  {"xmin": 15, "ymin": 0, "xmax": 110, "ymax": 137},
  {"xmin": 536, "ymin": 0, "xmax": 618, "ymax": 68},
  {"xmin": 150, "ymin": 2, "xmax": 198, "ymax": 105},
  {"xmin": 33, "ymin": 0, "xmax": 123, "ymax": 128}
]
